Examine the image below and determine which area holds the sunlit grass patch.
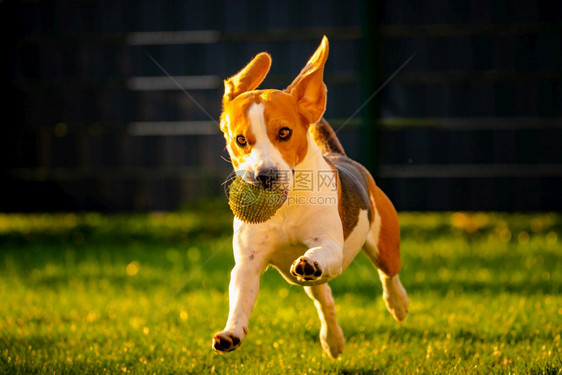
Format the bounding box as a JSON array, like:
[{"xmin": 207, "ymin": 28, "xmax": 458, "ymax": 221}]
[{"xmin": 0, "ymin": 210, "xmax": 560, "ymax": 374}]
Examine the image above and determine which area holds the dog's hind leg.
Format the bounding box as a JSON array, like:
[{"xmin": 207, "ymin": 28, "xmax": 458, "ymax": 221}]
[
  {"xmin": 304, "ymin": 284, "xmax": 345, "ymax": 359},
  {"xmin": 364, "ymin": 233, "xmax": 409, "ymax": 322},
  {"xmin": 363, "ymin": 186, "xmax": 409, "ymax": 322}
]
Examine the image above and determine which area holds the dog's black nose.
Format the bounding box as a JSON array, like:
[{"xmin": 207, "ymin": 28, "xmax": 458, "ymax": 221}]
[{"xmin": 255, "ymin": 169, "xmax": 278, "ymax": 189}]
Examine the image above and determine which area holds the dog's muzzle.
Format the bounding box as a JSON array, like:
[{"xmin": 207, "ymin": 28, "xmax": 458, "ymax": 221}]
[{"xmin": 255, "ymin": 168, "xmax": 280, "ymax": 190}]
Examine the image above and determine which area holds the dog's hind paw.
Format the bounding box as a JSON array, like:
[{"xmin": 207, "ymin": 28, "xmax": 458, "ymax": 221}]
[
  {"xmin": 290, "ymin": 256, "xmax": 323, "ymax": 282},
  {"xmin": 380, "ymin": 274, "xmax": 409, "ymax": 322},
  {"xmin": 320, "ymin": 324, "xmax": 345, "ymax": 359},
  {"xmin": 212, "ymin": 331, "xmax": 242, "ymax": 353}
]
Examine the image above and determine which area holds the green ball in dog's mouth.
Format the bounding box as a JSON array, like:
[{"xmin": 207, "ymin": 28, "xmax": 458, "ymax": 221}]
[{"xmin": 228, "ymin": 176, "xmax": 287, "ymax": 224}]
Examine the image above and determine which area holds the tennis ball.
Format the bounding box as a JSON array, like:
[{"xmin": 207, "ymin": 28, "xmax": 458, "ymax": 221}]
[{"xmin": 228, "ymin": 176, "xmax": 287, "ymax": 224}]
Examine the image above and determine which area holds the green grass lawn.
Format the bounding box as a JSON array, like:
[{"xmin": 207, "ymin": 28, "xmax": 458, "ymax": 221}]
[{"xmin": 0, "ymin": 206, "xmax": 560, "ymax": 374}]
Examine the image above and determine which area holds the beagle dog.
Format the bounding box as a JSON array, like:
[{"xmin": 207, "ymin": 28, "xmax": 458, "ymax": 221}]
[{"xmin": 213, "ymin": 36, "xmax": 408, "ymax": 359}]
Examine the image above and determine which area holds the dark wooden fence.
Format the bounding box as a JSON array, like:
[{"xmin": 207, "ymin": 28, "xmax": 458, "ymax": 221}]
[
  {"xmin": 372, "ymin": 1, "xmax": 562, "ymax": 211},
  {"xmin": 2, "ymin": 0, "xmax": 561, "ymax": 212}
]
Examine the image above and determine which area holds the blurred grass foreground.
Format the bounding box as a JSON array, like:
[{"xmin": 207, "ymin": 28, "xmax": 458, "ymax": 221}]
[{"xmin": 0, "ymin": 206, "xmax": 560, "ymax": 374}]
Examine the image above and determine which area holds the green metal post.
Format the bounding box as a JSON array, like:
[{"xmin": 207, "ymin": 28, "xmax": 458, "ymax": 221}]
[{"xmin": 360, "ymin": 0, "xmax": 382, "ymax": 175}]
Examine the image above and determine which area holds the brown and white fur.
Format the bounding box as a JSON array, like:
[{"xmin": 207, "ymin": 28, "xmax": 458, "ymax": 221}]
[{"xmin": 213, "ymin": 36, "xmax": 408, "ymax": 359}]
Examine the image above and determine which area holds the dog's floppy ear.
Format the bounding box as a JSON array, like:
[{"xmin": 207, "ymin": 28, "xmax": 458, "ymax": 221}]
[
  {"xmin": 286, "ymin": 36, "xmax": 329, "ymax": 125},
  {"xmin": 223, "ymin": 52, "xmax": 272, "ymax": 104}
]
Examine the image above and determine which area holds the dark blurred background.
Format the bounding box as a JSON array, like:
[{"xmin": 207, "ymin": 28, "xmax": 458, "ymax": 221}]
[{"xmin": 1, "ymin": 0, "xmax": 561, "ymax": 212}]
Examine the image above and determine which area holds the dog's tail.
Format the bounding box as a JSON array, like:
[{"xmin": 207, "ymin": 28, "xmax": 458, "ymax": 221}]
[{"xmin": 310, "ymin": 118, "xmax": 346, "ymax": 156}]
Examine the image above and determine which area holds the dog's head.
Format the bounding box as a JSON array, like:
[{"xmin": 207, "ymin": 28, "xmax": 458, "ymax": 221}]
[{"xmin": 220, "ymin": 37, "xmax": 329, "ymax": 191}]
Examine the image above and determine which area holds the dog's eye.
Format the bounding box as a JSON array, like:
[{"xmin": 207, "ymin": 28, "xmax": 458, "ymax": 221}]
[
  {"xmin": 278, "ymin": 127, "xmax": 292, "ymax": 141},
  {"xmin": 236, "ymin": 135, "xmax": 247, "ymax": 147}
]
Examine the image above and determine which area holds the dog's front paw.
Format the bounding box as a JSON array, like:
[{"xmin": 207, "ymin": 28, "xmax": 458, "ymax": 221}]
[
  {"xmin": 290, "ymin": 256, "xmax": 322, "ymax": 282},
  {"xmin": 212, "ymin": 331, "xmax": 242, "ymax": 353}
]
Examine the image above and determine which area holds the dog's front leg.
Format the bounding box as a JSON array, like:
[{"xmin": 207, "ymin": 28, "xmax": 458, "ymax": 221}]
[
  {"xmin": 212, "ymin": 236, "xmax": 267, "ymax": 353},
  {"xmin": 290, "ymin": 222, "xmax": 345, "ymax": 284}
]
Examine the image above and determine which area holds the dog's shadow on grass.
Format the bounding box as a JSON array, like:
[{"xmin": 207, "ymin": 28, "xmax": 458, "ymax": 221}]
[
  {"xmin": 301, "ymin": 331, "xmax": 385, "ymax": 375},
  {"xmin": 336, "ymin": 370, "xmax": 382, "ymax": 375}
]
